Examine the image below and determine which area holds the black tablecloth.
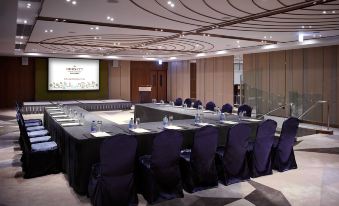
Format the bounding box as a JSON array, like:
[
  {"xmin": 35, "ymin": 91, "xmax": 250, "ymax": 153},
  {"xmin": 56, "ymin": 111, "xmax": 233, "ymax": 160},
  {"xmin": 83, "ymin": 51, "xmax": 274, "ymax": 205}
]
[{"xmin": 44, "ymin": 105, "xmax": 260, "ymax": 195}]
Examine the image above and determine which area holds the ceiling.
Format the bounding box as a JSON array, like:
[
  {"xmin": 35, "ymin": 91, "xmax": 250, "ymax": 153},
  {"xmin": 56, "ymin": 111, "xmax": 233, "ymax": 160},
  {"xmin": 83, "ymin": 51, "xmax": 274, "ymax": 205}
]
[{"xmin": 4, "ymin": 0, "xmax": 339, "ymax": 60}]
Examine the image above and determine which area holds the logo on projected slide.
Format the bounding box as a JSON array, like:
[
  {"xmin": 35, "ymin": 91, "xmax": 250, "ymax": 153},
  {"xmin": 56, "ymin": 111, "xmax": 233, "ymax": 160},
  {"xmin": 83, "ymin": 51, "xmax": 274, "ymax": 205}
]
[{"xmin": 66, "ymin": 65, "xmax": 83, "ymax": 74}]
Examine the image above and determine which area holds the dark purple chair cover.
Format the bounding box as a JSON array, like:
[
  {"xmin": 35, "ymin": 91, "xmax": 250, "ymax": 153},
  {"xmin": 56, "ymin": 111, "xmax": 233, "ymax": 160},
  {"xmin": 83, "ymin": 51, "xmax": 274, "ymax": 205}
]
[
  {"xmin": 221, "ymin": 103, "xmax": 233, "ymax": 114},
  {"xmin": 88, "ymin": 134, "xmax": 138, "ymax": 206},
  {"xmin": 272, "ymin": 117, "xmax": 299, "ymax": 172},
  {"xmin": 184, "ymin": 98, "xmax": 192, "ymax": 107},
  {"xmin": 19, "ymin": 117, "xmax": 59, "ymax": 178},
  {"xmin": 216, "ymin": 123, "xmax": 251, "ymax": 185},
  {"xmin": 193, "ymin": 100, "xmax": 202, "ymax": 109},
  {"xmin": 138, "ymin": 130, "xmax": 184, "ymax": 204},
  {"xmin": 238, "ymin": 104, "xmax": 252, "ymax": 117},
  {"xmin": 205, "ymin": 101, "xmax": 216, "ymax": 111},
  {"xmin": 180, "ymin": 126, "xmax": 218, "ymax": 193},
  {"xmin": 174, "ymin": 98, "xmax": 183, "ymax": 106},
  {"xmin": 249, "ymin": 119, "xmax": 277, "ymax": 178}
]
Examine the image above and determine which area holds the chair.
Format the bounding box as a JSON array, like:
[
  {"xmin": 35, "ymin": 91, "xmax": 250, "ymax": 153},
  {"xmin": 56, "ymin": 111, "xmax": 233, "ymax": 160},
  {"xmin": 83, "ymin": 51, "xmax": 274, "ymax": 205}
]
[
  {"xmin": 16, "ymin": 102, "xmax": 42, "ymax": 125},
  {"xmin": 205, "ymin": 101, "xmax": 216, "ymax": 111},
  {"xmin": 249, "ymin": 119, "xmax": 277, "ymax": 178},
  {"xmin": 180, "ymin": 126, "xmax": 218, "ymax": 193},
  {"xmin": 272, "ymin": 117, "xmax": 299, "ymax": 172},
  {"xmin": 238, "ymin": 104, "xmax": 252, "ymax": 117},
  {"xmin": 88, "ymin": 134, "xmax": 138, "ymax": 206},
  {"xmin": 216, "ymin": 123, "xmax": 251, "ymax": 185},
  {"xmin": 184, "ymin": 98, "xmax": 192, "ymax": 107},
  {"xmin": 174, "ymin": 98, "xmax": 183, "ymax": 106},
  {"xmin": 193, "ymin": 100, "xmax": 202, "ymax": 109},
  {"xmin": 19, "ymin": 117, "xmax": 59, "ymax": 178},
  {"xmin": 138, "ymin": 130, "xmax": 184, "ymax": 204},
  {"xmin": 221, "ymin": 103, "xmax": 233, "ymax": 114}
]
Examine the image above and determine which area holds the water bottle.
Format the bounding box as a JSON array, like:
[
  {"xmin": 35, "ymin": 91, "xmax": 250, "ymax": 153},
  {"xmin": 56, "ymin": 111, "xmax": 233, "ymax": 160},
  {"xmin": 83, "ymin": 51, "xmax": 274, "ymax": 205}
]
[
  {"xmin": 91, "ymin": 120, "xmax": 97, "ymax": 132},
  {"xmin": 195, "ymin": 113, "xmax": 200, "ymax": 124},
  {"xmin": 220, "ymin": 113, "xmax": 226, "ymax": 121},
  {"xmin": 163, "ymin": 115, "xmax": 169, "ymax": 127},
  {"xmin": 128, "ymin": 118, "xmax": 134, "ymax": 129}
]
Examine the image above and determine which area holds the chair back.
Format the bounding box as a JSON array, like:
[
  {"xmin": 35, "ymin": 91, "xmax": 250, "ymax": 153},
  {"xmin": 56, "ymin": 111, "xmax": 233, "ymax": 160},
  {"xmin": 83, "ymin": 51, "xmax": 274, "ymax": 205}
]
[
  {"xmin": 205, "ymin": 101, "xmax": 216, "ymax": 111},
  {"xmin": 151, "ymin": 130, "xmax": 183, "ymax": 189},
  {"xmin": 184, "ymin": 98, "xmax": 192, "ymax": 107},
  {"xmin": 253, "ymin": 119, "xmax": 277, "ymax": 171},
  {"xmin": 174, "ymin": 98, "xmax": 183, "ymax": 106},
  {"xmin": 223, "ymin": 123, "xmax": 251, "ymax": 175},
  {"xmin": 193, "ymin": 100, "xmax": 202, "ymax": 109},
  {"xmin": 238, "ymin": 104, "xmax": 252, "ymax": 117},
  {"xmin": 100, "ymin": 134, "xmax": 137, "ymax": 176},
  {"xmin": 221, "ymin": 103, "xmax": 233, "ymax": 114},
  {"xmin": 278, "ymin": 117, "xmax": 299, "ymax": 162},
  {"xmin": 191, "ymin": 126, "xmax": 218, "ymax": 179}
]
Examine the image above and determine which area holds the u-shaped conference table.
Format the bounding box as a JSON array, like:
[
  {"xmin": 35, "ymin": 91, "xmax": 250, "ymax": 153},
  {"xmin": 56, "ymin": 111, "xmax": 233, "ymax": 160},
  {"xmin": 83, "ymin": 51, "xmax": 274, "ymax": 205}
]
[{"xmin": 43, "ymin": 103, "xmax": 261, "ymax": 195}]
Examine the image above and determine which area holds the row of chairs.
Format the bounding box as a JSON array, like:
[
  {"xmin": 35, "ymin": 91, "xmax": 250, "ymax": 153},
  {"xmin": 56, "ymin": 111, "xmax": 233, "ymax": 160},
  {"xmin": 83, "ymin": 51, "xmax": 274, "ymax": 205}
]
[
  {"xmin": 174, "ymin": 98, "xmax": 252, "ymax": 117},
  {"xmin": 88, "ymin": 117, "xmax": 299, "ymax": 206},
  {"xmin": 15, "ymin": 103, "xmax": 60, "ymax": 178}
]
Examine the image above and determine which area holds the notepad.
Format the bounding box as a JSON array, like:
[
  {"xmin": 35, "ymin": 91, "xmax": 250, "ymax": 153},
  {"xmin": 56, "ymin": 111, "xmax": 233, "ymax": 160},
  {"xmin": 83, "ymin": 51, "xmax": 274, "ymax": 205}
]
[
  {"xmin": 50, "ymin": 112, "xmax": 65, "ymax": 115},
  {"xmin": 52, "ymin": 115, "xmax": 68, "ymax": 118},
  {"xmin": 91, "ymin": 132, "xmax": 111, "ymax": 137},
  {"xmin": 165, "ymin": 125, "xmax": 183, "ymax": 130},
  {"xmin": 243, "ymin": 119, "xmax": 262, "ymax": 122},
  {"xmin": 56, "ymin": 118, "xmax": 77, "ymax": 122},
  {"xmin": 61, "ymin": 122, "xmax": 81, "ymax": 127},
  {"xmin": 129, "ymin": 128, "xmax": 151, "ymax": 133},
  {"xmin": 196, "ymin": 123, "xmax": 215, "ymax": 127},
  {"xmin": 220, "ymin": 120, "xmax": 238, "ymax": 125}
]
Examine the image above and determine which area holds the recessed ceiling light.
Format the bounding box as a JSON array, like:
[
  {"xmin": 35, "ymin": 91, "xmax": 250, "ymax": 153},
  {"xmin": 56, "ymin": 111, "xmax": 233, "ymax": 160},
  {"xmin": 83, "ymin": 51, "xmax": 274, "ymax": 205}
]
[
  {"xmin": 170, "ymin": 3, "xmax": 175, "ymax": 7},
  {"xmin": 49, "ymin": 29, "xmax": 53, "ymax": 32},
  {"xmin": 23, "ymin": 20, "xmax": 27, "ymax": 24},
  {"xmin": 72, "ymin": 1, "xmax": 77, "ymax": 5},
  {"xmin": 216, "ymin": 50, "xmax": 227, "ymax": 55},
  {"xmin": 107, "ymin": 16, "xmax": 111, "ymax": 20},
  {"xmin": 95, "ymin": 26, "xmax": 99, "ymax": 30},
  {"xmin": 196, "ymin": 53, "xmax": 205, "ymax": 57},
  {"xmin": 301, "ymin": 25, "xmax": 305, "ymax": 28},
  {"xmin": 90, "ymin": 27, "xmax": 94, "ymax": 30},
  {"xmin": 322, "ymin": 11, "xmax": 327, "ymax": 14},
  {"xmin": 20, "ymin": 36, "xmax": 24, "ymax": 39},
  {"xmin": 309, "ymin": 26, "xmax": 312, "ymax": 28},
  {"xmin": 332, "ymin": 11, "xmax": 336, "ymax": 14},
  {"xmin": 169, "ymin": 57, "xmax": 177, "ymax": 60},
  {"xmin": 45, "ymin": 30, "xmax": 48, "ymax": 33},
  {"xmin": 27, "ymin": 3, "xmax": 31, "ymax": 8},
  {"xmin": 110, "ymin": 18, "xmax": 114, "ymax": 21},
  {"xmin": 269, "ymin": 36, "xmax": 272, "ymax": 39},
  {"xmin": 264, "ymin": 36, "xmax": 267, "ymax": 39},
  {"xmin": 55, "ymin": 18, "xmax": 58, "ymax": 21},
  {"xmin": 236, "ymin": 40, "xmax": 240, "ymax": 43},
  {"xmin": 237, "ymin": 45, "xmax": 241, "ymax": 48},
  {"xmin": 66, "ymin": 0, "xmax": 71, "ymax": 2},
  {"xmin": 167, "ymin": 1, "xmax": 172, "ymax": 4}
]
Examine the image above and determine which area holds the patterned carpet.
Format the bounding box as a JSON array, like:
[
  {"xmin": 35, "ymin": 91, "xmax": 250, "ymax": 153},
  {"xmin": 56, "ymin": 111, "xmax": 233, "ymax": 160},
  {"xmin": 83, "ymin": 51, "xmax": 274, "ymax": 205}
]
[{"xmin": 0, "ymin": 109, "xmax": 339, "ymax": 206}]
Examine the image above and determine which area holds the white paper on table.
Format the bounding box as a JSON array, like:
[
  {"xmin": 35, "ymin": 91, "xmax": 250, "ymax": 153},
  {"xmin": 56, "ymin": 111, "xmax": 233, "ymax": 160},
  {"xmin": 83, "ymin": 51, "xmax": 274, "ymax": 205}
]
[
  {"xmin": 155, "ymin": 103, "xmax": 161, "ymax": 105},
  {"xmin": 203, "ymin": 110, "xmax": 213, "ymax": 113},
  {"xmin": 47, "ymin": 108, "xmax": 62, "ymax": 111},
  {"xmin": 45, "ymin": 107, "xmax": 59, "ymax": 109},
  {"xmin": 220, "ymin": 120, "xmax": 238, "ymax": 125},
  {"xmin": 56, "ymin": 118, "xmax": 77, "ymax": 122},
  {"xmin": 187, "ymin": 108, "xmax": 196, "ymax": 110},
  {"xmin": 165, "ymin": 125, "xmax": 183, "ymax": 130},
  {"xmin": 52, "ymin": 115, "xmax": 68, "ymax": 118},
  {"xmin": 174, "ymin": 106, "xmax": 182, "ymax": 108},
  {"xmin": 50, "ymin": 111, "xmax": 65, "ymax": 115},
  {"xmin": 196, "ymin": 123, "xmax": 215, "ymax": 127},
  {"xmin": 130, "ymin": 128, "xmax": 151, "ymax": 133},
  {"xmin": 91, "ymin": 132, "xmax": 111, "ymax": 137},
  {"xmin": 61, "ymin": 122, "xmax": 80, "ymax": 127},
  {"xmin": 243, "ymin": 119, "xmax": 262, "ymax": 122}
]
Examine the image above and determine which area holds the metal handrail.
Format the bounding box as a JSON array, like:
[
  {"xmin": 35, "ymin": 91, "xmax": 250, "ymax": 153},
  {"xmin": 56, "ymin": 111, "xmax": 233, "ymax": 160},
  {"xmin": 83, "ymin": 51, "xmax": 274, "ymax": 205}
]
[
  {"xmin": 298, "ymin": 100, "xmax": 330, "ymax": 131},
  {"xmin": 258, "ymin": 104, "xmax": 287, "ymax": 119}
]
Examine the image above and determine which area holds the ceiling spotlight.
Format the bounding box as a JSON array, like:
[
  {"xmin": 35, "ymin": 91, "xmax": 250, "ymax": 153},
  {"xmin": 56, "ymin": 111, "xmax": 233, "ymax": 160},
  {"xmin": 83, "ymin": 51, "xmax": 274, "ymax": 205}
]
[
  {"xmin": 110, "ymin": 18, "xmax": 114, "ymax": 21},
  {"xmin": 264, "ymin": 36, "xmax": 267, "ymax": 39},
  {"xmin": 49, "ymin": 29, "xmax": 53, "ymax": 32},
  {"xmin": 196, "ymin": 53, "xmax": 206, "ymax": 57},
  {"xmin": 207, "ymin": 34, "xmax": 210, "ymax": 37},
  {"xmin": 298, "ymin": 33, "xmax": 304, "ymax": 42},
  {"xmin": 20, "ymin": 36, "xmax": 24, "ymax": 39},
  {"xmin": 44, "ymin": 30, "xmax": 48, "ymax": 33},
  {"xmin": 72, "ymin": 1, "xmax": 77, "ymax": 5},
  {"xmin": 55, "ymin": 18, "xmax": 59, "ymax": 21},
  {"xmin": 169, "ymin": 57, "xmax": 177, "ymax": 60},
  {"xmin": 66, "ymin": 0, "xmax": 71, "ymax": 2},
  {"xmin": 27, "ymin": 3, "xmax": 31, "ymax": 8},
  {"xmin": 107, "ymin": 16, "xmax": 111, "ymax": 20},
  {"xmin": 332, "ymin": 11, "xmax": 336, "ymax": 14},
  {"xmin": 216, "ymin": 50, "xmax": 227, "ymax": 55},
  {"xmin": 90, "ymin": 27, "xmax": 94, "ymax": 30},
  {"xmin": 236, "ymin": 40, "xmax": 240, "ymax": 43},
  {"xmin": 95, "ymin": 26, "xmax": 99, "ymax": 30},
  {"xmin": 158, "ymin": 59, "xmax": 163, "ymax": 65},
  {"xmin": 237, "ymin": 45, "xmax": 241, "ymax": 48},
  {"xmin": 167, "ymin": 1, "xmax": 172, "ymax": 4},
  {"xmin": 269, "ymin": 36, "xmax": 272, "ymax": 39},
  {"xmin": 322, "ymin": 11, "xmax": 327, "ymax": 14},
  {"xmin": 23, "ymin": 20, "xmax": 27, "ymax": 24},
  {"xmin": 301, "ymin": 25, "xmax": 305, "ymax": 29},
  {"xmin": 170, "ymin": 3, "xmax": 175, "ymax": 7}
]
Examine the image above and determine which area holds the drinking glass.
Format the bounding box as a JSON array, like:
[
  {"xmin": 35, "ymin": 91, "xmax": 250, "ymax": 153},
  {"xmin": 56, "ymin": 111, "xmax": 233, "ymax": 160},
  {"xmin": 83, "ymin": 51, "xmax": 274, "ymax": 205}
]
[
  {"xmin": 160, "ymin": 100, "xmax": 164, "ymax": 104},
  {"xmin": 97, "ymin": 121, "xmax": 102, "ymax": 132},
  {"xmin": 183, "ymin": 103, "xmax": 187, "ymax": 110},
  {"xmin": 152, "ymin": 99, "xmax": 157, "ymax": 104},
  {"xmin": 135, "ymin": 118, "xmax": 140, "ymax": 128},
  {"xmin": 169, "ymin": 115, "xmax": 173, "ymax": 125}
]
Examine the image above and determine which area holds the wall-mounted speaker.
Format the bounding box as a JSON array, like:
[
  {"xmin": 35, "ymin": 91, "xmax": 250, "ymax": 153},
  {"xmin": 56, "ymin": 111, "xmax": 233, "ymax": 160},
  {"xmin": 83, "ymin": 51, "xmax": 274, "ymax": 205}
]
[
  {"xmin": 22, "ymin": 57, "xmax": 29, "ymax": 66},
  {"xmin": 112, "ymin": 60, "xmax": 119, "ymax": 68}
]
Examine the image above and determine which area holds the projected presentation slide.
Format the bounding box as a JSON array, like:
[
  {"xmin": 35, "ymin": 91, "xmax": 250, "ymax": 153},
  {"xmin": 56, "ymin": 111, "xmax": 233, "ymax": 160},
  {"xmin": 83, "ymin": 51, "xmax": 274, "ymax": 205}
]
[{"xmin": 48, "ymin": 58, "xmax": 99, "ymax": 91}]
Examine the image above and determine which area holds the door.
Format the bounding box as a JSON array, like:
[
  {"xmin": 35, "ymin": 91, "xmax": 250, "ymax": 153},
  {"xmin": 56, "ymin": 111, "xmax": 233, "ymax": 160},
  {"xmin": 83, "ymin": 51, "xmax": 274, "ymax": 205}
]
[{"xmin": 150, "ymin": 70, "xmax": 167, "ymax": 102}]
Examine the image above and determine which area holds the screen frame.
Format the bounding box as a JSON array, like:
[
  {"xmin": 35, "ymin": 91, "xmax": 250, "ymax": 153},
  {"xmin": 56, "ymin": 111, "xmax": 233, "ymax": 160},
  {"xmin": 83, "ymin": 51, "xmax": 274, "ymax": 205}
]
[{"xmin": 47, "ymin": 58, "xmax": 100, "ymax": 92}]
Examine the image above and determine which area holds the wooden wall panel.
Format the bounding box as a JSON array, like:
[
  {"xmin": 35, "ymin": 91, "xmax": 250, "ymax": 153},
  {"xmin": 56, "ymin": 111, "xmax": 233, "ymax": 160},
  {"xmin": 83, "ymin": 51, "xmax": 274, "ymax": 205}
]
[
  {"xmin": 255, "ymin": 53, "xmax": 270, "ymax": 114},
  {"xmin": 269, "ymin": 51, "xmax": 286, "ymax": 116},
  {"xmin": 120, "ymin": 61, "xmax": 131, "ymax": 100},
  {"xmin": 243, "ymin": 54, "xmax": 256, "ymax": 107},
  {"xmin": 222, "ymin": 56, "xmax": 234, "ymax": 106},
  {"xmin": 323, "ymin": 46, "xmax": 337, "ymax": 125},
  {"xmin": 182, "ymin": 61, "xmax": 190, "ymax": 99},
  {"xmin": 167, "ymin": 61, "xmax": 190, "ymax": 101},
  {"xmin": 337, "ymin": 46, "xmax": 339, "ymax": 126},
  {"xmin": 303, "ymin": 47, "xmax": 324, "ymax": 123},
  {"xmin": 204, "ymin": 58, "xmax": 214, "ymax": 104},
  {"xmin": 0, "ymin": 57, "xmax": 35, "ymax": 108},
  {"xmin": 190, "ymin": 63, "xmax": 197, "ymax": 99},
  {"xmin": 196, "ymin": 59, "xmax": 205, "ymax": 104},
  {"xmin": 213, "ymin": 57, "xmax": 224, "ymax": 106},
  {"xmin": 108, "ymin": 65, "xmax": 121, "ymax": 99}
]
